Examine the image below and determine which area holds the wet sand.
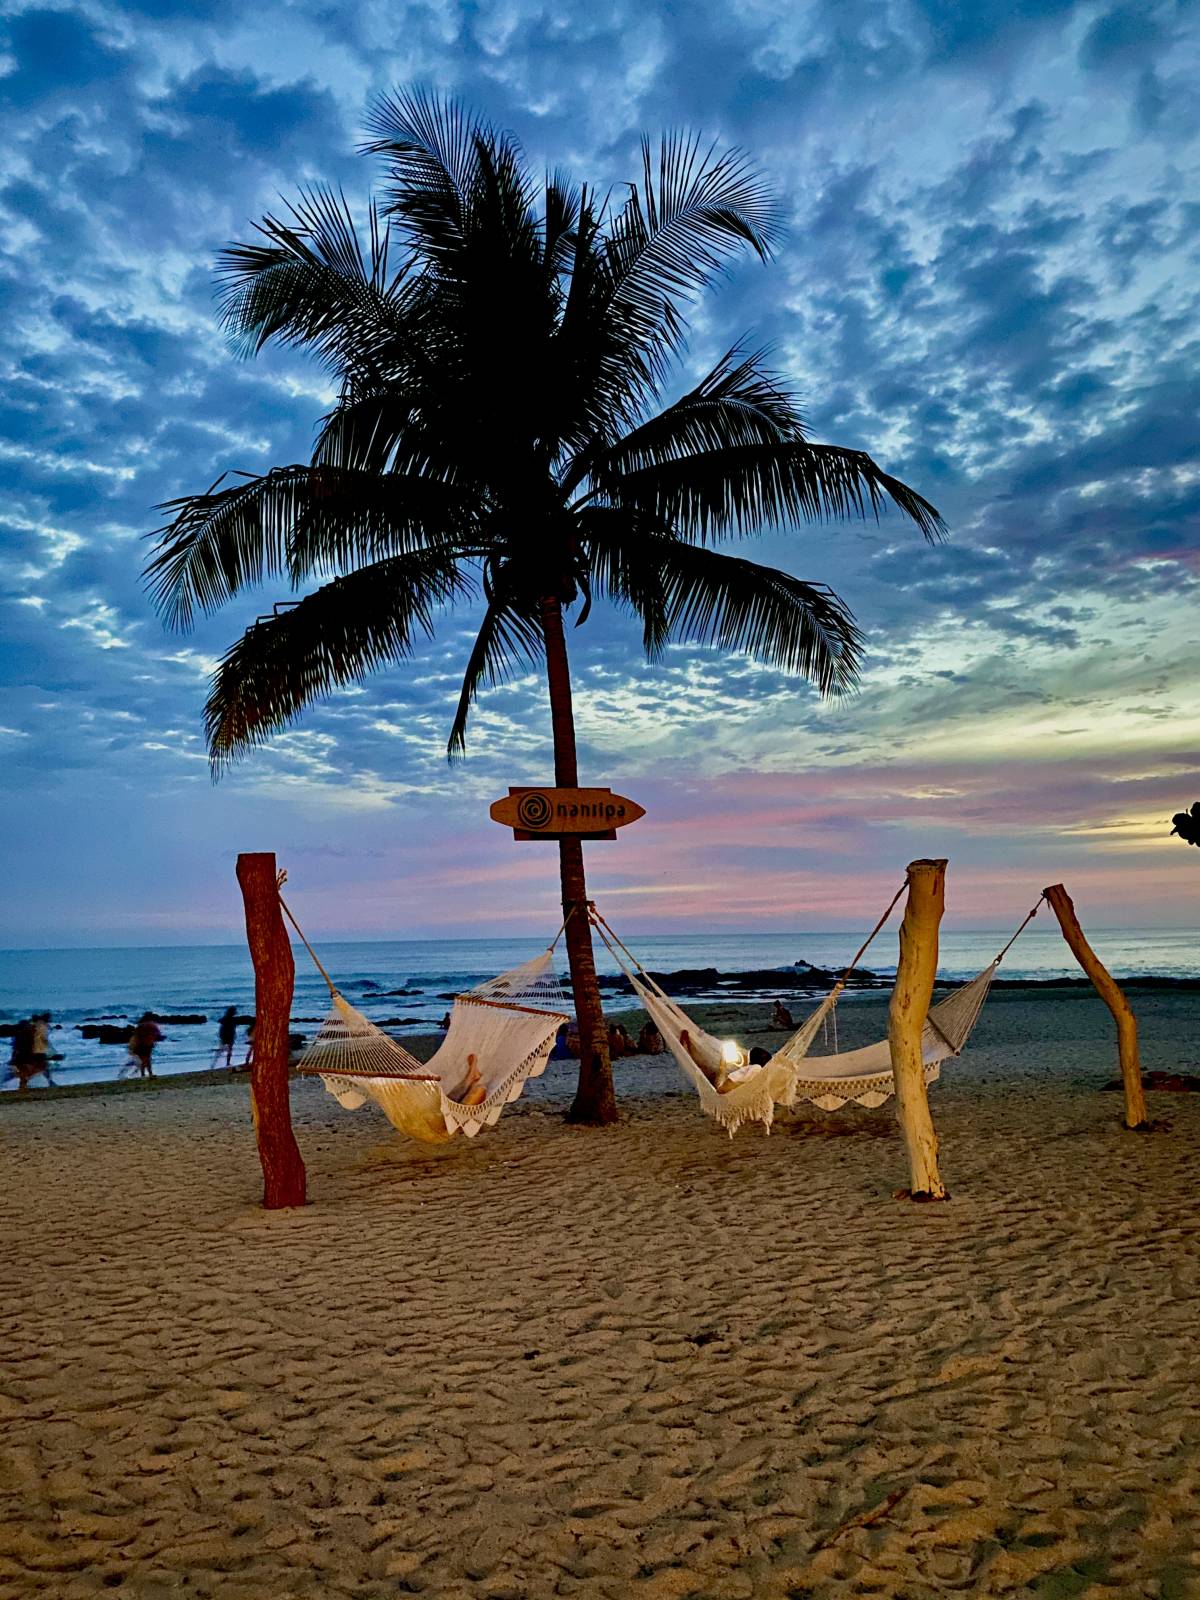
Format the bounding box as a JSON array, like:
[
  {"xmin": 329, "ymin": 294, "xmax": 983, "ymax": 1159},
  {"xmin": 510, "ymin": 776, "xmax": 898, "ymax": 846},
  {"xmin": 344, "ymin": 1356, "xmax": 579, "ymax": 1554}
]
[{"xmin": 2, "ymin": 990, "xmax": 1199, "ymax": 1598}]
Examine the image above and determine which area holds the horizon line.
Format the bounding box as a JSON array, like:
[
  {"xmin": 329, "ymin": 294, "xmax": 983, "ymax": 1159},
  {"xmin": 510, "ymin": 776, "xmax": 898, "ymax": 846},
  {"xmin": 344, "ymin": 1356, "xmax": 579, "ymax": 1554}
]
[{"xmin": 0, "ymin": 924, "xmax": 1189, "ymax": 956}]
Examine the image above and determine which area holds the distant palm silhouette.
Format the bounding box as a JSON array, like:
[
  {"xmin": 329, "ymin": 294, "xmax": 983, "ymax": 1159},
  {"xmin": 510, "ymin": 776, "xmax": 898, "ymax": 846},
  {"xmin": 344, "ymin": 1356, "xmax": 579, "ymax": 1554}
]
[
  {"xmin": 1171, "ymin": 803, "xmax": 1200, "ymax": 847},
  {"xmin": 145, "ymin": 89, "xmax": 944, "ymax": 1123}
]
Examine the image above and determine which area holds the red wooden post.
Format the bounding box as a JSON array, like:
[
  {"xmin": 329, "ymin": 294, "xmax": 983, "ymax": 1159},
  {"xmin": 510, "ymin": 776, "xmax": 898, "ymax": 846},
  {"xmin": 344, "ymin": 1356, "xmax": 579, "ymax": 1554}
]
[{"xmin": 236, "ymin": 852, "xmax": 307, "ymax": 1208}]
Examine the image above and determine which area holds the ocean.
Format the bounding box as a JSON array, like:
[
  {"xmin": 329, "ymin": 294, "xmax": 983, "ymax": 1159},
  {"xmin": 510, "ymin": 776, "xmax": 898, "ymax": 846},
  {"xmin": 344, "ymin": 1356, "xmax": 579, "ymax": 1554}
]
[{"xmin": 2, "ymin": 927, "xmax": 1196, "ymax": 1089}]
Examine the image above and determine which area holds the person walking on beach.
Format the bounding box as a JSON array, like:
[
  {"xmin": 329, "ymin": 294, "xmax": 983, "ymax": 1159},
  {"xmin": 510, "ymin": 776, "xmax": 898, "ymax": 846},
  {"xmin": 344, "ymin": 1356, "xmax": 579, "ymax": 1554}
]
[
  {"xmin": 213, "ymin": 1007, "xmax": 238, "ymax": 1070},
  {"xmin": 127, "ymin": 1013, "xmax": 163, "ymax": 1078},
  {"xmin": 26, "ymin": 1012, "xmax": 57, "ymax": 1087},
  {"xmin": 6, "ymin": 1017, "xmax": 35, "ymax": 1091}
]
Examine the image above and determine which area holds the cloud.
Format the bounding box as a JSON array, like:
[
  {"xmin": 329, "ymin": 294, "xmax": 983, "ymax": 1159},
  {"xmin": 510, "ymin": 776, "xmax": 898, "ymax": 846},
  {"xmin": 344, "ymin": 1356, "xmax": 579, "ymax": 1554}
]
[{"xmin": 0, "ymin": 0, "xmax": 1197, "ymax": 942}]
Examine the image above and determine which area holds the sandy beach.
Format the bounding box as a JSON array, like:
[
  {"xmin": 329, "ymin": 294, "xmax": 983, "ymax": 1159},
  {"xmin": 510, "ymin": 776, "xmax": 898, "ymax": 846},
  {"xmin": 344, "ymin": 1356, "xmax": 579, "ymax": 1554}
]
[{"xmin": 3, "ymin": 989, "xmax": 1199, "ymax": 1599}]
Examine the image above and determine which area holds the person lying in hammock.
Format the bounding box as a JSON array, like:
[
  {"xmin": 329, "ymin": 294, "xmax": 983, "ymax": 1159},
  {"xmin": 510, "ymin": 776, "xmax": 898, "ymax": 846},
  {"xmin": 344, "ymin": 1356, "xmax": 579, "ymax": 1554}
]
[
  {"xmin": 447, "ymin": 1052, "xmax": 489, "ymax": 1107},
  {"xmin": 678, "ymin": 1031, "xmax": 771, "ymax": 1093}
]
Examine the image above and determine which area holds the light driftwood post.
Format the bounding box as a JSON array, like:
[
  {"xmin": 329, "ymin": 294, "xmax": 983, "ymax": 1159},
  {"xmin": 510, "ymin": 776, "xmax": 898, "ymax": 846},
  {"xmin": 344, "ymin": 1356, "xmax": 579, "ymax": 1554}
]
[
  {"xmin": 236, "ymin": 852, "xmax": 307, "ymax": 1208},
  {"xmin": 1042, "ymin": 883, "xmax": 1149, "ymax": 1130},
  {"xmin": 889, "ymin": 858, "xmax": 949, "ymax": 1200}
]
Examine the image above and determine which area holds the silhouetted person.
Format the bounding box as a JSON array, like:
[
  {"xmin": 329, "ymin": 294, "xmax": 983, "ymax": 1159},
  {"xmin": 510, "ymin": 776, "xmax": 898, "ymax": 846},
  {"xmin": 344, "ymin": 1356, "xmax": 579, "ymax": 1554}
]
[
  {"xmin": 678, "ymin": 1029, "xmax": 736, "ymax": 1092},
  {"xmin": 608, "ymin": 1022, "xmax": 634, "ymax": 1058},
  {"xmin": 770, "ymin": 1000, "xmax": 794, "ymax": 1029},
  {"xmin": 127, "ymin": 1014, "xmax": 163, "ymax": 1078},
  {"xmin": 213, "ymin": 1007, "xmax": 239, "ymax": 1069},
  {"xmin": 26, "ymin": 1013, "xmax": 56, "ymax": 1087},
  {"xmin": 636, "ymin": 1020, "xmax": 664, "ymax": 1055},
  {"xmin": 448, "ymin": 1052, "xmax": 487, "ymax": 1106},
  {"xmin": 6, "ymin": 1017, "xmax": 35, "ymax": 1091}
]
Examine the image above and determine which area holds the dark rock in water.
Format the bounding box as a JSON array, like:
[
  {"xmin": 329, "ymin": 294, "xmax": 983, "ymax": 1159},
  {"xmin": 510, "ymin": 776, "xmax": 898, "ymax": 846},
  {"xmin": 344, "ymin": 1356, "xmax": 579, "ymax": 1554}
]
[
  {"xmin": 651, "ymin": 967, "xmax": 721, "ymax": 988},
  {"xmin": 991, "ymin": 975, "xmax": 1200, "ymax": 991},
  {"xmin": 1102, "ymin": 1070, "xmax": 1200, "ymax": 1093},
  {"xmin": 288, "ymin": 1032, "xmax": 306, "ymax": 1052},
  {"xmin": 791, "ymin": 960, "xmax": 881, "ymax": 987},
  {"xmin": 382, "ymin": 987, "xmax": 422, "ymax": 997},
  {"xmin": 235, "ymin": 1015, "xmax": 254, "ymax": 1026},
  {"xmin": 642, "ymin": 964, "xmax": 882, "ymax": 994},
  {"xmin": 588, "ymin": 960, "xmax": 887, "ymax": 997},
  {"xmin": 78, "ymin": 1024, "xmax": 135, "ymax": 1044},
  {"xmin": 359, "ymin": 980, "xmax": 381, "ymax": 991},
  {"xmin": 376, "ymin": 1017, "xmax": 426, "ymax": 1027},
  {"xmin": 147, "ymin": 1013, "xmax": 207, "ymax": 1025}
]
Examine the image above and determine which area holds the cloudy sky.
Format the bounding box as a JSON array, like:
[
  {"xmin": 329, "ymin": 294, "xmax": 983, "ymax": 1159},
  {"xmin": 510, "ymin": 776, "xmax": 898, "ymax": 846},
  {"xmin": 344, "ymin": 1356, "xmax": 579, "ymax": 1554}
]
[{"xmin": 1, "ymin": 0, "xmax": 1197, "ymax": 946}]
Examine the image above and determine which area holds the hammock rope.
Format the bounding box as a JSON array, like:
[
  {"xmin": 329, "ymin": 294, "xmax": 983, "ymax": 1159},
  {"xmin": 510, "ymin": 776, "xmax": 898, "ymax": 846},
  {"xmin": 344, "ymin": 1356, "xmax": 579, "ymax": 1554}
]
[
  {"xmin": 996, "ymin": 895, "xmax": 1044, "ymax": 964},
  {"xmin": 277, "ymin": 878, "xmax": 339, "ymax": 1000}
]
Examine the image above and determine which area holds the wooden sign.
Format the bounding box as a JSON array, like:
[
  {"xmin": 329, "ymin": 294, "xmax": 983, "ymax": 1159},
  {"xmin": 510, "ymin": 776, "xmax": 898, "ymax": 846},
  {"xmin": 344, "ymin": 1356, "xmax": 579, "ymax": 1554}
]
[{"xmin": 490, "ymin": 786, "xmax": 645, "ymax": 841}]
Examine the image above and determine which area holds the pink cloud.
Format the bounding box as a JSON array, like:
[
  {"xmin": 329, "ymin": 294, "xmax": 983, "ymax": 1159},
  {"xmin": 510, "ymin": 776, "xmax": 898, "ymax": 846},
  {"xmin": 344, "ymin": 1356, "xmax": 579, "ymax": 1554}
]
[{"xmin": 278, "ymin": 750, "xmax": 1199, "ymax": 938}]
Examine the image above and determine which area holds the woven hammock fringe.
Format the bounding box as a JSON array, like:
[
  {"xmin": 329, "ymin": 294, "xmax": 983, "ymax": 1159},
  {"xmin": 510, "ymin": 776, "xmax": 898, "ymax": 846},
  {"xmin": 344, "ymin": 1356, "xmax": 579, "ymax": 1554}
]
[{"xmin": 298, "ymin": 947, "xmax": 568, "ymax": 1143}]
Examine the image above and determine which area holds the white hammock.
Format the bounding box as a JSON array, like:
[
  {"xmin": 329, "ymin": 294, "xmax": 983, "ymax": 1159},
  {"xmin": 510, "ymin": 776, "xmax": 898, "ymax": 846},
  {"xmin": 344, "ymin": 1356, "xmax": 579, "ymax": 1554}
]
[
  {"xmin": 287, "ymin": 908, "xmax": 570, "ymax": 1142},
  {"xmin": 628, "ymin": 961, "xmax": 997, "ymax": 1134},
  {"xmin": 592, "ymin": 897, "xmax": 1036, "ymax": 1136}
]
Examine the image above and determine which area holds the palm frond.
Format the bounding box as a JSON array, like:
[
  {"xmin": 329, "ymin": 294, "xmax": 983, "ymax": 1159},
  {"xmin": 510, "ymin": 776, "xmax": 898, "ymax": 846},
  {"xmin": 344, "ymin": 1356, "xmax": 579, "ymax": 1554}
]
[
  {"xmin": 216, "ymin": 187, "xmax": 416, "ymax": 373},
  {"xmin": 364, "ymin": 87, "xmax": 513, "ymax": 273},
  {"xmin": 282, "ymin": 467, "xmax": 478, "ymax": 581},
  {"xmin": 566, "ymin": 344, "xmax": 797, "ymax": 495},
  {"xmin": 576, "ymin": 506, "xmax": 673, "ymax": 656},
  {"xmin": 590, "ymin": 527, "xmax": 862, "ymax": 693},
  {"xmin": 364, "ymin": 85, "xmax": 484, "ymax": 219},
  {"xmin": 602, "ymin": 133, "xmax": 781, "ymax": 377},
  {"xmin": 601, "ymin": 439, "xmax": 945, "ymax": 543},
  {"xmin": 205, "ymin": 551, "xmax": 470, "ymax": 767},
  {"xmin": 147, "ymin": 469, "xmax": 298, "ymax": 629},
  {"xmin": 446, "ymin": 596, "xmax": 544, "ymax": 760},
  {"xmin": 543, "ymin": 171, "xmax": 581, "ymax": 281},
  {"xmin": 146, "ymin": 463, "xmax": 479, "ymax": 629},
  {"xmin": 551, "ymin": 189, "xmax": 660, "ymax": 459}
]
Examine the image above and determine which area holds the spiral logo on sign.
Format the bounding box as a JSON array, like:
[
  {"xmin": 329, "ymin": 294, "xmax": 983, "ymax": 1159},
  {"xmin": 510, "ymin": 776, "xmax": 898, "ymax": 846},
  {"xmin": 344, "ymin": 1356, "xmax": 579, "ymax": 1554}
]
[{"xmin": 517, "ymin": 791, "xmax": 553, "ymax": 830}]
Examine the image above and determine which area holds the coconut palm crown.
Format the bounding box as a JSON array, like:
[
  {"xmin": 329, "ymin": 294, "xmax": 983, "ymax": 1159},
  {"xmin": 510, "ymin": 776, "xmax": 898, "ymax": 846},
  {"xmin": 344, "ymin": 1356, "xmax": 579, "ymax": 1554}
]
[{"xmin": 144, "ymin": 89, "xmax": 945, "ymax": 1123}]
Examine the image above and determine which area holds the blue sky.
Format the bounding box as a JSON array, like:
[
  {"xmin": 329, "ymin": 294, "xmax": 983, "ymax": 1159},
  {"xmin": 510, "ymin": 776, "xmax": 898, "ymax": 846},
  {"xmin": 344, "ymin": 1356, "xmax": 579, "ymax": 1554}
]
[{"xmin": 1, "ymin": 0, "xmax": 1197, "ymax": 945}]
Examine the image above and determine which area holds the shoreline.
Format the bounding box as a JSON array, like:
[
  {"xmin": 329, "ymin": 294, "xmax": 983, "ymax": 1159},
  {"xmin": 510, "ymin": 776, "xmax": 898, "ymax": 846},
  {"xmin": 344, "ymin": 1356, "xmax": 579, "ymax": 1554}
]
[
  {"xmin": 6, "ymin": 952, "xmax": 1199, "ymax": 1095},
  {"xmin": 6, "ymin": 984, "xmax": 1200, "ymax": 1104}
]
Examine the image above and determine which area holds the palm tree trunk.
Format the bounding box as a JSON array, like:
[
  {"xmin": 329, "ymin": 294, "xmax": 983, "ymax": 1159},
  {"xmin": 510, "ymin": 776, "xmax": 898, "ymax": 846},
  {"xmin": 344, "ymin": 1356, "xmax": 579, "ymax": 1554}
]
[{"xmin": 540, "ymin": 594, "xmax": 618, "ymax": 1125}]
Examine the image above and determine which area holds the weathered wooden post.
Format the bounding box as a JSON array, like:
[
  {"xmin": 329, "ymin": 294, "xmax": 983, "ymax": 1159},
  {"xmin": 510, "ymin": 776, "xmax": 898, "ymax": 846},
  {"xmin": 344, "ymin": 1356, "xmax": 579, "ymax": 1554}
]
[
  {"xmin": 236, "ymin": 852, "xmax": 307, "ymax": 1208},
  {"xmin": 889, "ymin": 858, "xmax": 949, "ymax": 1201},
  {"xmin": 1042, "ymin": 883, "xmax": 1149, "ymax": 1130}
]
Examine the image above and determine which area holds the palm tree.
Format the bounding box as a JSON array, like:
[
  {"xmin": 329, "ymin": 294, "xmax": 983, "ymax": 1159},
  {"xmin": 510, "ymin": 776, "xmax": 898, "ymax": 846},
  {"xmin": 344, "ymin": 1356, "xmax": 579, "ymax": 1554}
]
[
  {"xmin": 1171, "ymin": 803, "xmax": 1200, "ymax": 846},
  {"xmin": 145, "ymin": 90, "xmax": 944, "ymax": 1125}
]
